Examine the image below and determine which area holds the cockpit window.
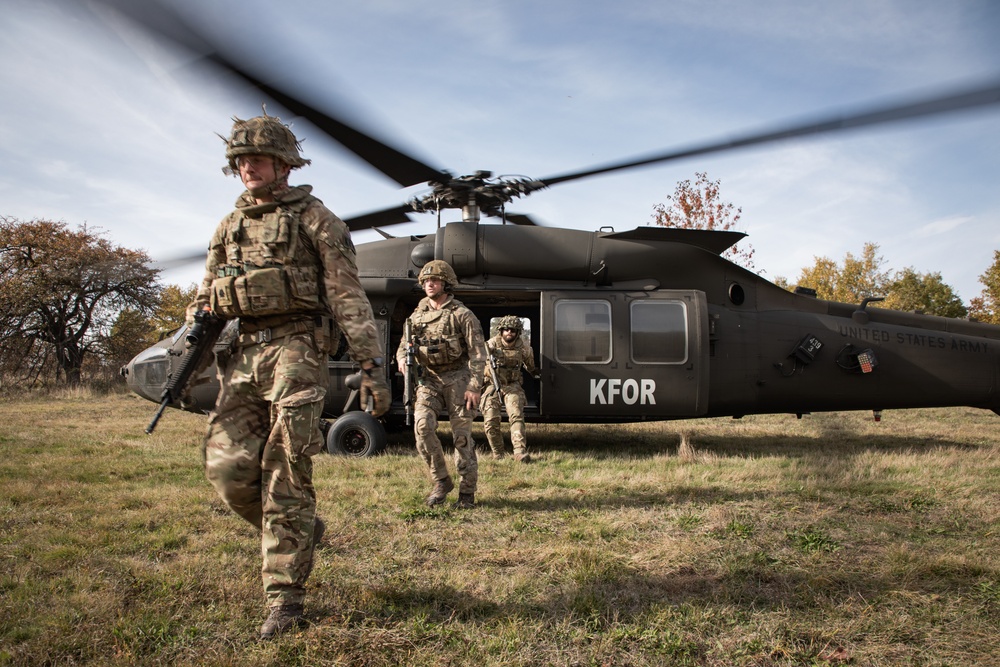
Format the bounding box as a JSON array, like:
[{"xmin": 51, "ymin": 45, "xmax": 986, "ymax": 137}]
[{"xmin": 134, "ymin": 358, "xmax": 168, "ymax": 388}]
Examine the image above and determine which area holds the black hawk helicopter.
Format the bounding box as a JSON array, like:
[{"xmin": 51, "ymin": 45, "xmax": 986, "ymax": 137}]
[{"xmin": 112, "ymin": 1, "xmax": 1000, "ymax": 456}]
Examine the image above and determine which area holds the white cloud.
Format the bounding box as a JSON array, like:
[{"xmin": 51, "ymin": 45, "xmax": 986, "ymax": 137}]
[
  {"xmin": 914, "ymin": 215, "xmax": 972, "ymax": 238},
  {"xmin": 0, "ymin": 0, "xmax": 997, "ymax": 303}
]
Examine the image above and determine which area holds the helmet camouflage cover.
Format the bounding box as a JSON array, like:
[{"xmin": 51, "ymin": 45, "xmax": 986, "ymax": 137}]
[
  {"xmin": 417, "ymin": 260, "xmax": 459, "ymax": 288},
  {"xmin": 223, "ymin": 113, "xmax": 311, "ymax": 173},
  {"xmin": 497, "ymin": 315, "xmax": 523, "ymax": 333}
]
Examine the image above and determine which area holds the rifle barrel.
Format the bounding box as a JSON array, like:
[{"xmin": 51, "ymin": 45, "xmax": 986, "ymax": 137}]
[{"xmin": 145, "ymin": 398, "xmax": 169, "ymax": 434}]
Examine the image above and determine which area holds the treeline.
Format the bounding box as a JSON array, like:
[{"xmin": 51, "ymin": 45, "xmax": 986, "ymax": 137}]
[
  {"xmin": 4, "ymin": 215, "xmax": 1000, "ymax": 390},
  {"xmin": 773, "ymin": 242, "xmax": 1000, "ymax": 323},
  {"xmin": 653, "ymin": 173, "xmax": 1000, "ymax": 323},
  {"xmin": 0, "ymin": 216, "xmax": 195, "ymax": 391}
]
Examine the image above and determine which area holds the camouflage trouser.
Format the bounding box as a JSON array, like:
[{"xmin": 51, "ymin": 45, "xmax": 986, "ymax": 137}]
[
  {"xmin": 413, "ymin": 368, "xmax": 478, "ymax": 494},
  {"xmin": 203, "ymin": 332, "xmax": 326, "ymax": 608},
  {"xmin": 480, "ymin": 385, "xmax": 528, "ymax": 457}
]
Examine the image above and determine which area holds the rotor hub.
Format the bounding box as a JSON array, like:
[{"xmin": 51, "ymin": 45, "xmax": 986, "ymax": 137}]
[{"xmin": 407, "ymin": 173, "xmax": 546, "ymax": 222}]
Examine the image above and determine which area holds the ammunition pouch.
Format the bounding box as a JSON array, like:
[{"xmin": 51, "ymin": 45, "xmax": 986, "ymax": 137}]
[
  {"xmin": 410, "ymin": 307, "xmax": 465, "ymax": 369},
  {"xmin": 415, "ymin": 335, "xmax": 464, "ymax": 368},
  {"xmin": 210, "ymin": 265, "xmax": 321, "ymax": 319},
  {"xmin": 493, "ymin": 346, "xmax": 527, "ymax": 385}
]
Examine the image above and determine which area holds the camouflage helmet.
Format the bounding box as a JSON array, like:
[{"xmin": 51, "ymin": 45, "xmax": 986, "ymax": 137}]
[
  {"xmin": 497, "ymin": 315, "xmax": 523, "ymax": 333},
  {"xmin": 417, "ymin": 260, "xmax": 459, "ymax": 288},
  {"xmin": 222, "ymin": 113, "xmax": 311, "ymax": 173}
]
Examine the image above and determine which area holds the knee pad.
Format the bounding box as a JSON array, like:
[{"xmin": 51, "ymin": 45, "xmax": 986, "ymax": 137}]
[{"xmin": 415, "ymin": 415, "xmax": 436, "ymax": 438}]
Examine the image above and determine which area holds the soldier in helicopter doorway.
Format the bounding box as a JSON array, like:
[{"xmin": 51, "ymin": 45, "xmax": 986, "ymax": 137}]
[
  {"xmin": 396, "ymin": 260, "xmax": 488, "ymax": 509},
  {"xmin": 481, "ymin": 315, "xmax": 538, "ymax": 462}
]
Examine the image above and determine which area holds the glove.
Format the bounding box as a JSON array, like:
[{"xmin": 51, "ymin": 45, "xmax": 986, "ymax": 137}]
[{"xmin": 360, "ymin": 369, "xmax": 391, "ymax": 418}]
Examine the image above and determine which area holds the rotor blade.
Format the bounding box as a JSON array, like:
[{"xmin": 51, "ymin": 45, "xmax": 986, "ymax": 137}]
[
  {"xmin": 151, "ymin": 250, "xmax": 207, "ymax": 270},
  {"xmin": 500, "ymin": 212, "xmax": 539, "ymax": 226},
  {"xmin": 343, "ymin": 203, "xmax": 417, "ymax": 232},
  {"xmin": 539, "ymin": 79, "xmax": 1000, "ymax": 187},
  {"xmin": 92, "ymin": 0, "xmax": 449, "ymax": 188},
  {"xmin": 199, "ymin": 53, "xmax": 450, "ymax": 188}
]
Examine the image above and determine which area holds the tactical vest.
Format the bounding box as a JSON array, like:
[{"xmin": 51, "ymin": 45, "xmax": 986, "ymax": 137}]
[
  {"xmin": 491, "ymin": 340, "xmax": 527, "ymax": 385},
  {"xmin": 409, "ymin": 302, "xmax": 466, "ymax": 370},
  {"xmin": 208, "ymin": 192, "xmax": 322, "ymax": 319}
]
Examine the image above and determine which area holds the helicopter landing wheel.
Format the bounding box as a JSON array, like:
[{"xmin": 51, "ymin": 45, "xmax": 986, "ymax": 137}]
[{"xmin": 325, "ymin": 411, "xmax": 388, "ymax": 457}]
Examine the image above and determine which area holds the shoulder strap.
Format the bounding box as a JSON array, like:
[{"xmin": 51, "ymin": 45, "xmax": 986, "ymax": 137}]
[{"xmin": 274, "ymin": 192, "xmax": 316, "ymax": 264}]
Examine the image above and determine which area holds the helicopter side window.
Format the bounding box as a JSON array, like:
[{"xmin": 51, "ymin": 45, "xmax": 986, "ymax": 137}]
[
  {"xmin": 630, "ymin": 300, "xmax": 689, "ymax": 364},
  {"xmin": 554, "ymin": 300, "xmax": 612, "ymax": 364}
]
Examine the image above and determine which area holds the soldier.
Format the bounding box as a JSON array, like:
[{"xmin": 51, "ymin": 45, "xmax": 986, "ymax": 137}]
[
  {"xmin": 188, "ymin": 112, "xmax": 390, "ymax": 640},
  {"xmin": 396, "ymin": 260, "xmax": 488, "ymax": 509},
  {"xmin": 482, "ymin": 315, "xmax": 538, "ymax": 462}
]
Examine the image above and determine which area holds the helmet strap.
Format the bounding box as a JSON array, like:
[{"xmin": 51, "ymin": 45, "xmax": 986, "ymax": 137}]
[
  {"xmin": 246, "ymin": 159, "xmax": 290, "ymax": 200},
  {"xmin": 248, "ymin": 178, "xmax": 288, "ymax": 199}
]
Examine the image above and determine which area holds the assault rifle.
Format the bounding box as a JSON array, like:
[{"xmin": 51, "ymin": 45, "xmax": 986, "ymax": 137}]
[
  {"xmin": 403, "ymin": 319, "xmax": 416, "ymax": 426},
  {"xmin": 487, "ymin": 348, "xmax": 504, "ymax": 399},
  {"xmin": 145, "ymin": 309, "xmax": 225, "ymax": 434}
]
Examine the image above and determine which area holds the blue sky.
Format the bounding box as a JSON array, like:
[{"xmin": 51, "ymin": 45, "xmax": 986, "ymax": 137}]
[{"xmin": 2, "ymin": 0, "xmax": 999, "ymax": 301}]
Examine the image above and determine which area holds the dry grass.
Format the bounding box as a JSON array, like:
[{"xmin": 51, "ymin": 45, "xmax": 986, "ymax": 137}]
[{"xmin": 1, "ymin": 392, "xmax": 998, "ymax": 666}]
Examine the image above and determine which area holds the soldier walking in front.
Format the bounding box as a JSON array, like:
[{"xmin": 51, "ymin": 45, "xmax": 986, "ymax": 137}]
[
  {"xmin": 396, "ymin": 260, "xmax": 488, "ymax": 509},
  {"xmin": 188, "ymin": 113, "xmax": 390, "ymax": 640},
  {"xmin": 481, "ymin": 315, "xmax": 538, "ymax": 462}
]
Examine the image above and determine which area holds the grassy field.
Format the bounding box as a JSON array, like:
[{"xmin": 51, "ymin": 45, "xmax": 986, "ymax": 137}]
[{"xmin": 1, "ymin": 390, "xmax": 998, "ymax": 666}]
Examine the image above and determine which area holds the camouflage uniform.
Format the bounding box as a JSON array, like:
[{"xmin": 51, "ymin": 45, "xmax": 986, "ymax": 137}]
[
  {"xmin": 481, "ymin": 327, "xmax": 536, "ymax": 460},
  {"xmin": 190, "ymin": 121, "xmax": 384, "ymax": 614},
  {"xmin": 396, "ymin": 290, "xmax": 487, "ymax": 503}
]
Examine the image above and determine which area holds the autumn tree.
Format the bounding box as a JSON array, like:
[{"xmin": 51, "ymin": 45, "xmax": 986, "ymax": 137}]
[
  {"xmin": 793, "ymin": 243, "xmax": 891, "ymax": 303},
  {"xmin": 0, "ymin": 216, "xmax": 160, "ymax": 386},
  {"xmin": 968, "ymin": 250, "xmax": 1000, "ymax": 324},
  {"xmin": 89, "ymin": 284, "xmax": 199, "ymax": 384},
  {"xmin": 790, "ymin": 242, "xmax": 967, "ymax": 318},
  {"xmin": 651, "ymin": 171, "xmax": 755, "ymax": 269},
  {"xmin": 99, "ymin": 309, "xmax": 157, "ymax": 380},
  {"xmin": 150, "ymin": 283, "xmax": 199, "ymax": 340},
  {"xmin": 883, "ymin": 268, "xmax": 967, "ymax": 318}
]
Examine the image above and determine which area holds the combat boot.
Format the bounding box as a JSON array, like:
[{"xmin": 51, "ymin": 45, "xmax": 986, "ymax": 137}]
[
  {"xmin": 514, "ymin": 451, "xmax": 532, "ymax": 463},
  {"xmin": 454, "ymin": 492, "xmax": 476, "ymax": 509},
  {"xmin": 488, "ymin": 439, "xmax": 506, "ymax": 459},
  {"xmin": 259, "ymin": 603, "xmax": 304, "ymax": 640},
  {"xmin": 426, "ymin": 476, "xmax": 454, "ymax": 507}
]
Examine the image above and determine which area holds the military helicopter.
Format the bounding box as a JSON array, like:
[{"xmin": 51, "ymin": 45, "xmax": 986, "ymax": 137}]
[{"xmin": 113, "ymin": 1, "xmax": 1000, "ymax": 456}]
